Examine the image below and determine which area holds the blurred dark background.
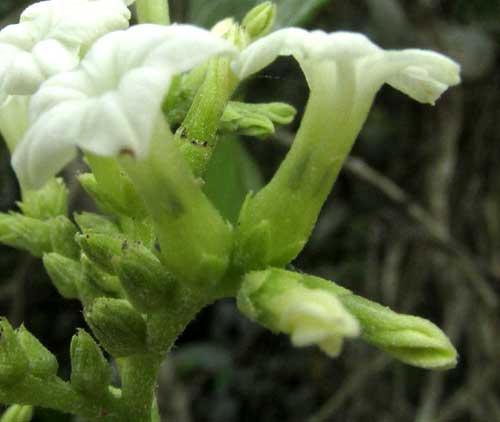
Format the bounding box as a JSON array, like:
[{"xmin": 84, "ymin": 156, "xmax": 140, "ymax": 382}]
[{"xmin": 1, "ymin": 1, "xmax": 500, "ymax": 421}]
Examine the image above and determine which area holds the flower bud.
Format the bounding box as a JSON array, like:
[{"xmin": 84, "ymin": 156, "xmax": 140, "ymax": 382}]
[
  {"xmin": 43, "ymin": 253, "xmax": 80, "ymax": 299},
  {"xmin": 220, "ymin": 101, "xmax": 296, "ymax": 137},
  {"xmin": 18, "ymin": 178, "xmax": 68, "ymax": 220},
  {"xmin": 0, "ymin": 213, "xmax": 51, "ymax": 257},
  {"xmin": 76, "ymin": 232, "xmax": 125, "ymax": 274},
  {"xmin": 339, "ymin": 293, "xmax": 458, "ymax": 370},
  {"xmin": 113, "ymin": 242, "xmax": 175, "ymax": 312},
  {"xmin": 70, "ymin": 329, "xmax": 112, "ymax": 399},
  {"xmin": 49, "ymin": 216, "xmax": 79, "ymax": 259},
  {"xmin": 17, "ymin": 325, "xmax": 58, "ymax": 379},
  {"xmin": 242, "ymin": 2, "xmax": 277, "ymax": 41},
  {"xmin": 81, "ymin": 254, "xmax": 122, "ymax": 297},
  {"xmin": 282, "ymin": 271, "xmax": 458, "ymax": 370},
  {"xmin": 0, "ymin": 319, "xmax": 29, "ymax": 385},
  {"xmin": 0, "ymin": 404, "xmax": 33, "ymax": 422},
  {"xmin": 75, "ymin": 212, "xmax": 120, "ymax": 236},
  {"xmin": 85, "ymin": 298, "xmax": 147, "ymax": 357},
  {"xmin": 238, "ymin": 269, "xmax": 360, "ymax": 357}
]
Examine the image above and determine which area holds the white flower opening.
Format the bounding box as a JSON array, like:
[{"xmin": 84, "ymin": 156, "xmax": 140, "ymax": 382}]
[
  {"xmin": 274, "ymin": 287, "xmax": 360, "ymax": 357},
  {"xmin": 232, "ymin": 28, "xmax": 461, "ymax": 107},
  {"xmin": 12, "ymin": 24, "xmax": 237, "ymax": 188},
  {"xmin": 0, "ymin": 0, "xmax": 132, "ymax": 104}
]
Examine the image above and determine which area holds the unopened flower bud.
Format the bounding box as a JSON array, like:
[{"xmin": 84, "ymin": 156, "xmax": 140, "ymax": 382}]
[
  {"xmin": 17, "ymin": 325, "xmax": 58, "ymax": 379},
  {"xmin": 242, "ymin": 2, "xmax": 276, "ymax": 41},
  {"xmin": 85, "ymin": 298, "xmax": 147, "ymax": 357},
  {"xmin": 0, "ymin": 213, "xmax": 51, "ymax": 257},
  {"xmin": 43, "ymin": 253, "xmax": 80, "ymax": 299},
  {"xmin": 0, "ymin": 319, "xmax": 29, "ymax": 385},
  {"xmin": 70, "ymin": 329, "xmax": 112, "ymax": 399},
  {"xmin": 76, "ymin": 232, "xmax": 125, "ymax": 274},
  {"xmin": 75, "ymin": 212, "xmax": 120, "ymax": 236},
  {"xmin": 49, "ymin": 216, "xmax": 79, "ymax": 259},
  {"xmin": 18, "ymin": 178, "xmax": 68, "ymax": 220},
  {"xmin": 113, "ymin": 242, "xmax": 175, "ymax": 312},
  {"xmin": 238, "ymin": 269, "xmax": 359, "ymax": 357}
]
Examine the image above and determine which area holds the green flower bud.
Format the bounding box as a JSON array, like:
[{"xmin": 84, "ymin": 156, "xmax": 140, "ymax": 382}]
[
  {"xmin": 75, "ymin": 212, "xmax": 120, "ymax": 236},
  {"xmin": 238, "ymin": 269, "xmax": 360, "ymax": 357},
  {"xmin": 76, "ymin": 232, "xmax": 125, "ymax": 274},
  {"xmin": 85, "ymin": 298, "xmax": 147, "ymax": 357},
  {"xmin": 0, "ymin": 404, "xmax": 33, "ymax": 422},
  {"xmin": 78, "ymin": 168, "xmax": 146, "ymax": 220},
  {"xmin": 18, "ymin": 178, "xmax": 68, "ymax": 220},
  {"xmin": 0, "ymin": 213, "xmax": 51, "ymax": 257},
  {"xmin": 0, "ymin": 319, "xmax": 29, "ymax": 385},
  {"xmin": 220, "ymin": 101, "xmax": 296, "ymax": 137},
  {"xmin": 113, "ymin": 242, "xmax": 175, "ymax": 312},
  {"xmin": 17, "ymin": 325, "xmax": 58, "ymax": 379},
  {"xmin": 242, "ymin": 2, "xmax": 277, "ymax": 41},
  {"xmin": 49, "ymin": 216, "xmax": 79, "ymax": 259},
  {"xmin": 268, "ymin": 270, "xmax": 458, "ymax": 370},
  {"xmin": 339, "ymin": 293, "xmax": 458, "ymax": 370},
  {"xmin": 43, "ymin": 253, "xmax": 81, "ymax": 299},
  {"xmin": 81, "ymin": 253, "xmax": 122, "ymax": 296},
  {"xmin": 70, "ymin": 329, "xmax": 112, "ymax": 398}
]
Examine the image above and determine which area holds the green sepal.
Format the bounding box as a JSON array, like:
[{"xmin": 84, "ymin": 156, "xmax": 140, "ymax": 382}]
[
  {"xmin": 0, "ymin": 213, "xmax": 52, "ymax": 257},
  {"xmin": 18, "ymin": 178, "xmax": 68, "ymax": 220},
  {"xmin": 241, "ymin": 1, "xmax": 277, "ymax": 41},
  {"xmin": 232, "ymin": 196, "xmax": 271, "ymax": 271},
  {"xmin": 43, "ymin": 253, "xmax": 80, "ymax": 299},
  {"xmin": 0, "ymin": 404, "xmax": 33, "ymax": 422},
  {"xmin": 49, "ymin": 216, "xmax": 79, "ymax": 259},
  {"xmin": 85, "ymin": 298, "xmax": 147, "ymax": 357},
  {"xmin": 220, "ymin": 101, "xmax": 296, "ymax": 137},
  {"xmin": 0, "ymin": 319, "xmax": 29, "ymax": 385},
  {"xmin": 113, "ymin": 242, "xmax": 175, "ymax": 313},
  {"xmin": 118, "ymin": 216, "xmax": 155, "ymax": 249},
  {"xmin": 75, "ymin": 212, "xmax": 121, "ymax": 236},
  {"xmin": 17, "ymin": 325, "xmax": 58, "ymax": 379},
  {"xmin": 76, "ymin": 232, "xmax": 125, "ymax": 275},
  {"xmin": 70, "ymin": 329, "xmax": 112, "ymax": 399}
]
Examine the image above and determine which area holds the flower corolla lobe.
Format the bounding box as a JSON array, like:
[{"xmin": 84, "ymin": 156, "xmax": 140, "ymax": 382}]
[{"xmin": 12, "ymin": 24, "xmax": 237, "ymax": 188}]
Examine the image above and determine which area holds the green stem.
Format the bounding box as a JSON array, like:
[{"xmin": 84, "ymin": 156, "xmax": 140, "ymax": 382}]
[
  {"xmin": 119, "ymin": 354, "xmax": 161, "ymax": 422},
  {"xmin": 176, "ymin": 57, "xmax": 239, "ymax": 178},
  {"xmin": 135, "ymin": 0, "xmax": 170, "ymax": 25}
]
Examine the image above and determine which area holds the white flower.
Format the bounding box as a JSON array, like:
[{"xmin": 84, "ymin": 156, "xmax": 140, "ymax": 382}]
[
  {"xmin": 273, "ymin": 287, "xmax": 360, "ymax": 357},
  {"xmin": 232, "ymin": 28, "xmax": 460, "ymax": 106},
  {"xmin": 0, "ymin": 96, "xmax": 29, "ymax": 152},
  {"xmin": 12, "ymin": 24, "xmax": 236, "ymax": 188},
  {"xmin": 0, "ymin": 0, "xmax": 131, "ymax": 103}
]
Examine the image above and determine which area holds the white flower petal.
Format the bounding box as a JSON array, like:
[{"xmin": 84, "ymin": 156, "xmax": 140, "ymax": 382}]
[
  {"xmin": 14, "ymin": 24, "xmax": 236, "ymax": 188},
  {"xmin": 232, "ymin": 28, "xmax": 460, "ymax": 105},
  {"xmin": 0, "ymin": 0, "xmax": 131, "ymax": 102},
  {"xmin": 0, "ymin": 95, "xmax": 29, "ymax": 151},
  {"xmin": 32, "ymin": 39, "xmax": 79, "ymax": 77}
]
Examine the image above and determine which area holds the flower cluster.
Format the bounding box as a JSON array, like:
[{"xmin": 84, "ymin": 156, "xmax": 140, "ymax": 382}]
[{"xmin": 0, "ymin": 2, "xmax": 461, "ymax": 419}]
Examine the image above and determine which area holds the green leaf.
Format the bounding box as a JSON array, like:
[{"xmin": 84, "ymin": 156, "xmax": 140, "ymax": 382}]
[
  {"xmin": 204, "ymin": 136, "xmax": 263, "ymax": 224},
  {"xmin": 274, "ymin": 0, "xmax": 330, "ymax": 27}
]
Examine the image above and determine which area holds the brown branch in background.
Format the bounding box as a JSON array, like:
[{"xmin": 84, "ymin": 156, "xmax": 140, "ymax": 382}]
[
  {"xmin": 343, "ymin": 156, "xmax": 498, "ymax": 308},
  {"xmin": 0, "ymin": 1, "xmax": 31, "ymax": 27}
]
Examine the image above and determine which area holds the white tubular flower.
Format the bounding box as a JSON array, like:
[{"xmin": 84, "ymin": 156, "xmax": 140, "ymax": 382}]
[
  {"xmin": 12, "ymin": 24, "xmax": 236, "ymax": 188},
  {"xmin": 275, "ymin": 287, "xmax": 360, "ymax": 357},
  {"xmin": 0, "ymin": 96, "xmax": 29, "ymax": 152},
  {"xmin": 231, "ymin": 30, "xmax": 461, "ymax": 270},
  {"xmin": 232, "ymin": 28, "xmax": 460, "ymax": 107},
  {"xmin": 0, "ymin": 0, "xmax": 131, "ymax": 103}
]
